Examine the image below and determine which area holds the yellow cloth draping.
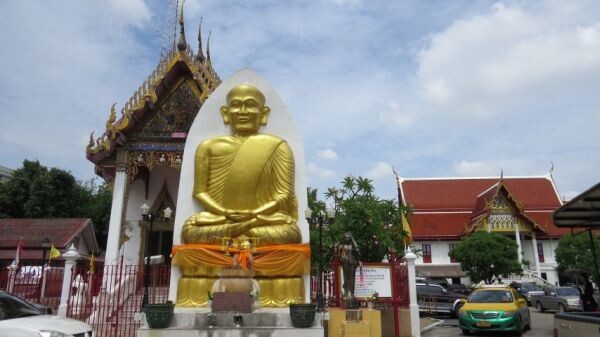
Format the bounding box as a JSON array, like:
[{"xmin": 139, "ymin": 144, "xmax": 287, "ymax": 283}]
[{"xmin": 172, "ymin": 243, "xmax": 311, "ymax": 276}]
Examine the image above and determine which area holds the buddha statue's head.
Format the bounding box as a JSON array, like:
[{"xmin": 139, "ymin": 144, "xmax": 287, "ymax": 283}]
[{"xmin": 221, "ymin": 84, "xmax": 271, "ymax": 136}]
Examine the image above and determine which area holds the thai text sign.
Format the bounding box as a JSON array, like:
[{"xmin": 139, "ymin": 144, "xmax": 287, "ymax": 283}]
[{"xmin": 340, "ymin": 265, "xmax": 392, "ymax": 298}]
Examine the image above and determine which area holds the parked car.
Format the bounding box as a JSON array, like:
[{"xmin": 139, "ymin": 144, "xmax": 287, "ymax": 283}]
[
  {"xmin": 509, "ymin": 282, "xmax": 544, "ymax": 305},
  {"xmin": 531, "ymin": 286, "xmax": 581, "ymax": 313},
  {"xmin": 553, "ymin": 312, "xmax": 600, "ymax": 337},
  {"xmin": 0, "ymin": 291, "xmax": 93, "ymax": 337},
  {"xmin": 457, "ymin": 285, "xmax": 531, "ymax": 336},
  {"xmin": 447, "ymin": 284, "xmax": 471, "ymax": 296},
  {"xmin": 416, "ymin": 282, "xmax": 466, "ymax": 316}
]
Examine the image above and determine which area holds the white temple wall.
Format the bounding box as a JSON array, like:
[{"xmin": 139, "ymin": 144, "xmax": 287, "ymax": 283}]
[
  {"xmin": 413, "ymin": 241, "xmax": 459, "ymax": 264},
  {"xmin": 118, "ymin": 166, "xmax": 181, "ymax": 265}
]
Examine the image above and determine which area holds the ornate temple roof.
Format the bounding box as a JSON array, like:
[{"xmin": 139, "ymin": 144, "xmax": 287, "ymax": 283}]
[
  {"xmin": 399, "ymin": 175, "xmax": 568, "ymax": 239},
  {"xmin": 86, "ymin": 14, "xmax": 220, "ymax": 181}
]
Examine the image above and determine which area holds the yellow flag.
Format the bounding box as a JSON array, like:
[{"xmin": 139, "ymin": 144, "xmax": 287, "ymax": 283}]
[
  {"xmin": 49, "ymin": 244, "xmax": 61, "ymax": 260},
  {"xmin": 402, "ymin": 211, "xmax": 413, "ymax": 246},
  {"xmin": 89, "ymin": 253, "xmax": 95, "ymax": 273}
]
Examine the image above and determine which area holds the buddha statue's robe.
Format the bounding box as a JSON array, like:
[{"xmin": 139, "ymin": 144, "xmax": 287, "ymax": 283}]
[{"xmin": 182, "ymin": 133, "xmax": 301, "ymax": 245}]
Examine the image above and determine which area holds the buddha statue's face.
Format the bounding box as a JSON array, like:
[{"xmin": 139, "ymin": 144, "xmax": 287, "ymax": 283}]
[{"xmin": 221, "ymin": 85, "xmax": 270, "ymax": 136}]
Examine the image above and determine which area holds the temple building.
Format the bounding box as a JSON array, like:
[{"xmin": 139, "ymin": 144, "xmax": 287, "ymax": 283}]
[
  {"xmin": 399, "ymin": 174, "xmax": 567, "ymax": 286},
  {"xmin": 86, "ymin": 16, "xmax": 220, "ymax": 267}
]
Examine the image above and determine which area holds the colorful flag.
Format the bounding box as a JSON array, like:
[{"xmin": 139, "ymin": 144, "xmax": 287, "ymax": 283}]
[
  {"xmin": 402, "ymin": 210, "xmax": 413, "ymax": 246},
  {"xmin": 13, "ymin": 240, "xmax": 23, "ymax": 265},
  {"xmin": 89, "ymin": 253, "xmax": 95, "ymax": 273},
  {"xmin": 49, "ymin": 244, "xmax": 61, "ymax": 260}
]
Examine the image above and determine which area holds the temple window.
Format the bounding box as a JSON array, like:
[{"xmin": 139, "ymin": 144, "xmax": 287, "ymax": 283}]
[
  {"xmin": 449, "ymin": 243, "xmax": 456, "ymax": 263},
  {"xmin": 422, "ymin": 244, "xmax": 432, "ymax": 263},
  {"xmin": 537, "ymin": 242, "xmax": 545, "ymax": 262}
]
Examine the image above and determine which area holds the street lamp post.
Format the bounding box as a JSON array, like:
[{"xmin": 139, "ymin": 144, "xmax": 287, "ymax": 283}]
[
  {"xmin": 39, "ymin": 237, "xmax": 50, "ymax": 302},
  {"xmin": 306, "ymin": 208, "xmax": 335, "ymax": 313},
  {"xmin": 140, "ymin": 203, "xmax": 172, "ymax": 309}
]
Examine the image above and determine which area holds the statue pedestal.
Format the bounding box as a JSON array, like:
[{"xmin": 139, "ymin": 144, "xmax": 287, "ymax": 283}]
[
  {"xmin": 137, "ymin": 308, "xmax": 324, "ymax": 337},
  {"xmin": 328, "ymin": 308, "xmax": 381, "ymax": 337}
]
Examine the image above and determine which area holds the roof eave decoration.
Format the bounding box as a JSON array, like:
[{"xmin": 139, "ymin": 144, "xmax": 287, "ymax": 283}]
[
  {"xmin": 465, "ymin": 180, "xmax": 547, "ymax": 234},
  {"xmin": 86, "ymin": 18, "xmax": 220, "ymax": 167}
]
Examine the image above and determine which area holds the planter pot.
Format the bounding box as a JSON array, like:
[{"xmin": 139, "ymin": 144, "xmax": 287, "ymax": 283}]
[
  {"xmin": 144, "ymin": 302, "xmax": 174, "ymax": 329},
  {"xmin": 289, "ymin": 303, "xmax": 316, "ymax": 328}
]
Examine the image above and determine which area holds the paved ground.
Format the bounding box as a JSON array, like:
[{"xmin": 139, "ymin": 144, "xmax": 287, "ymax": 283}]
[{"xmin": 422, "ymin": 311, "xmax": 554, "ymax": 337}]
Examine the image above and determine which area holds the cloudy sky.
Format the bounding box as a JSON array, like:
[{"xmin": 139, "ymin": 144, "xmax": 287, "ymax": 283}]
[{"xmin": 1, "ymin": 0, "xmax": 599, "ymax": 201}]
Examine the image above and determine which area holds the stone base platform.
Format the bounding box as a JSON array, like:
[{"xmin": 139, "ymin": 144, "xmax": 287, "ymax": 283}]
[{"xmin": 137, "ymin": 308, "xmax": 324, "ymax": 337}]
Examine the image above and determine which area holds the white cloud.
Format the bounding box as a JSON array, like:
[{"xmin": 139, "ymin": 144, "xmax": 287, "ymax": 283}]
[
  {"xmin": 108, "ymin": 0, "xmax": 152, "ymax": 27},
  {"xmin": 318, "ymin": 148, "xmax": 338, "ymax": 160},
  {"xmin": 417, "ymin": 2, "xmax": 600, "ymax": 118},
  {"xmin": 366, "ymin": 162, "xmax": 393, "ymax": 180},
  {"xmin": 378, "ymin": 102, "xmax": 415, "ymax": 128},
  {"xmin": 453, "ymin": 161, "xmax": 498, "ymax": 177},
  {"xmin": 306, "ymin": 163, "xmax": 337, "ymax": 178}
]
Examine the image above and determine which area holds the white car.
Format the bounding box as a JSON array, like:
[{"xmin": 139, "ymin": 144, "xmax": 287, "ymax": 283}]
[{"xmin": 0, "ymin": 291, "xmax": 93, "ymax": 337}]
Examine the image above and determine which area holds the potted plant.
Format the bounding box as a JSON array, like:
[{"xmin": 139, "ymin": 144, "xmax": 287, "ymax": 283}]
[
  {"xmin": 144, "ymin": 300, "xmax": 175, "ymax": 329},
  {"xmin": 288, "ymin": 300, "xmax": 316, "ymax": 328}
]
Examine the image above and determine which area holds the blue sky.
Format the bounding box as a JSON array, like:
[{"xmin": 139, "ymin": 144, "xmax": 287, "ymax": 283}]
[{"xmin": 1, "ymin": 0, "xmax": 600, "ymax": 201}]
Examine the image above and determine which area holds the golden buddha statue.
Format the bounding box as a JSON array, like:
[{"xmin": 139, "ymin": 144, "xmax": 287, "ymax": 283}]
[{"xmin": 176, "ymin": 84, "xmax": 305, "ymax": 307}]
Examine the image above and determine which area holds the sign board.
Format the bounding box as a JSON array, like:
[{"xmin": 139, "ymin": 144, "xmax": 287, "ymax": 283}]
[
  {"xmin": 211, "ymin": 292, "xmax": 252, "ymax": 312},
  {"xmin": 339, "ymin": 264, "xmax": 392, "ymax": 298}
]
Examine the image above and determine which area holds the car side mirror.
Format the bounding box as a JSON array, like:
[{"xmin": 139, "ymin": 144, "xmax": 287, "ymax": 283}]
[
  {"xmin": 458, "ymin": 299, "xmax": 466, "ymax": 306},
  {"xmin": 442, "ymin": 289, "xmax": 448, "ymax": 295},
  {"xmin": 518, "ymin": 298, "xmax": 526, "ymax": 305}
]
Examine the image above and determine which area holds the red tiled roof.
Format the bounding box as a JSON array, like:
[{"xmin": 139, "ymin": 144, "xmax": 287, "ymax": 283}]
[
  {"xmin": 471, "ymin": 183, "xmax": 499, "ymax": 219},
  {"xmin": 402, "ymin": 177, "xmax": 565, "ymax": 238},
  {"xmin": 402, "ymin": 177, "xmax": 561, "ymax": 211},
  {"xmin": 0, "ymin": 218, "xmax": 91, "ymax": 249},
  {"xmin": 411, "ymin": 212, "xmax": 471, "ymax": 239}
]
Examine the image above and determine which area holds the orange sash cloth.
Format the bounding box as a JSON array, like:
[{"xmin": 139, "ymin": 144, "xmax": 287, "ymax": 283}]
[{"xmin": 172, "ymin": 243, "xmax": 311, "ymax": 276}]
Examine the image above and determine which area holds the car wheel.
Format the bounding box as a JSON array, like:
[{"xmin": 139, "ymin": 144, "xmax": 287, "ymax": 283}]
[
  {"xmin": 558, "ymin": 303, "xmax": 566, "ymax": 313},
  {"xmin": 514, "ymin": 316, "xmax": 523, "ymax": 336},
  {"xmin": 536, "ymin": 301, "xmax": 544, "ymax": 313},
  {"xmin": 525, "ymin": 316, "xmax": 532, "ymax": 331},
  {"xmin": 462, "ymin": 329, "xmax": 470, "ymax": 335}
]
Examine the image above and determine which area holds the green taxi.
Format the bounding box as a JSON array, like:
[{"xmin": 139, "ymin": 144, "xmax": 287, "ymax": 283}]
[{"xmin": 458, "ymin": 286, "xmax": 531, "ymax": 335}]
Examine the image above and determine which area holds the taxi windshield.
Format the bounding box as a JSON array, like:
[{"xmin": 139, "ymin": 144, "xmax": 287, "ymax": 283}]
[{"xmin": 468, "ymin": 290, "xmax": 513, "ymax": 303}]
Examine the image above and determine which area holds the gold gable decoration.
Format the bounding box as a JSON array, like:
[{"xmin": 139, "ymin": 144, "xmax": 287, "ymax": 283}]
[
  {"xmin": 86, "ymin": 11, "xmax": 220, "ymax": 180},
  {"xmin": 87, "ymin": 47, "xmax": 220, "ymax": 157},
  {"xmin": 467, "ymin": 181, "xmax": 545, "ymax": 234}
]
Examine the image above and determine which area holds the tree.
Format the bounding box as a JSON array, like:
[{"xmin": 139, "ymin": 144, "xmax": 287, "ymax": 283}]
[
  {"xmin": 0, "ymin": 160, "xmax": 112, "ymax": 250},
  {"xmin": 555, "ymin": 231, "xmax": 600, "ymax": 284},
  {"xmin": 450, "ymin": 231, "xmax": 522, "ymax": 283},
  {"xmin": 309, "ymin": 176, "xmax": 410, "ymax": 266}
]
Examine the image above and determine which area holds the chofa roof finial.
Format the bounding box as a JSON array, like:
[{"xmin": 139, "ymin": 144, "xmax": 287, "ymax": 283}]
[
  {"xmin": 176, "ymin": 0, "xmax": 187, "ymax": 51},
  {"xmin": 206, "ymin": 30, "xmax": 212, "ymax": 62},
  {"xmin": 196, "ymin": 17, "xmax": 205, "ymax": 62}
]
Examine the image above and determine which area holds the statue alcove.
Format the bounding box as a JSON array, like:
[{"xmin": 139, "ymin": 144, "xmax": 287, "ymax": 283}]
[{"xmin": 139, "ymin": 181, "xmax": 176, "ymax": 265}]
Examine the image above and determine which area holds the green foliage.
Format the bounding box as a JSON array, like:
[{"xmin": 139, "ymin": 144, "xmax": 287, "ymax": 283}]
[
  {"xmin": 555, "ymin": 232, "xmax": 600, "ymax": 284},
  {"xmin": 450, "ymin": 231, "xmax": 522, "ymax": 283},
  {"xmin": 308, "ymin": 176, "xmax": 410, "ymax": 270},
  {"xmin": 0, "ymin": 160, "xmax": 112, "ymax": 251}
]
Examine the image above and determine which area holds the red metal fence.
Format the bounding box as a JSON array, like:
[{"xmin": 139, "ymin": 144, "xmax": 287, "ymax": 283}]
[
  {"xmin": 66, "ymin": 259, "xmax": 171, "ymax": 337},
  {"xmin": 0, "ymin": 261, "xmax": 65, "ymax": 312},
  {"xmin": 310, "ymin": 252, "xmax": 409, "ymax": 309}
]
